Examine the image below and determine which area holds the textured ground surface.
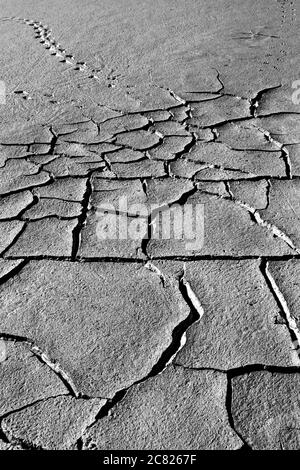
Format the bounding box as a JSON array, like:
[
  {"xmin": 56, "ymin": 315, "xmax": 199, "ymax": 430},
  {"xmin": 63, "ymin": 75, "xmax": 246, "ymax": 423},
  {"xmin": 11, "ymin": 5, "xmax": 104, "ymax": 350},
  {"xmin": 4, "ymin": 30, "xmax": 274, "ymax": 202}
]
[{"xmin": 0, "ymin": 0, "xmax": 300, "ymax": 450}]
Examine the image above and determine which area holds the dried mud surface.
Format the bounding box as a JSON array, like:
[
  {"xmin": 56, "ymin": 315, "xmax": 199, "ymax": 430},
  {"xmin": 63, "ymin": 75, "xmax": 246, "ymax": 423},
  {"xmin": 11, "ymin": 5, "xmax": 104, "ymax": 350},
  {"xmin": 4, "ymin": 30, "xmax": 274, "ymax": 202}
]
[{"xmin": 0, "ymin": 0, "xmax": 300, "ymax": 450}]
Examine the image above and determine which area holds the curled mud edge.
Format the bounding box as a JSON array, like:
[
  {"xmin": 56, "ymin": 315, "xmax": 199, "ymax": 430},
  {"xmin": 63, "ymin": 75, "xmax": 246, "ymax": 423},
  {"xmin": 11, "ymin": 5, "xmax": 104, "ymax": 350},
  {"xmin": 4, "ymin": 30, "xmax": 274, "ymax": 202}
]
[
  {"xmin": 0, "ymin": 333, "xmax": 79, "ymax": 396},
  {"xmin": 263, "ymin": 261, "xmax": 300, "ymax": 360},
  {"xmin": 237, "ymin": 200, "xmax": 300, "ymax": 255}
]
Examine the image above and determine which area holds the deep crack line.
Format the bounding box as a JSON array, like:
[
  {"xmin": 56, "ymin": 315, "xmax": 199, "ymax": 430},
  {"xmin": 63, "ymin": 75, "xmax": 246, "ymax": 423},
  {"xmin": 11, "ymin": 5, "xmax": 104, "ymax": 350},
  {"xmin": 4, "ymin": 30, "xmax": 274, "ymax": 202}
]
[
  {"xmin": 0, "ymin": 259, "xmax": 28, "ymax": 287},
  {"xmin": 281, "ymin": 146, "xmax": 292, "ymax": 179},
  {"xmin": 81, "ymin": 262, "xmax": 203, "ymax": 432},
  {"xmin": 48, "ymin": 126, "xmax": 58, "ymax": 155},
  {"xmin": 262, "ymin": 260, "xmax": 300, "ymax": 358},
  {"xmin": 226, "ymin": 376, "xmax": 252, "ymax": 450},
  {"xmin": 174, "ymin": 266, "xmax": 204, "ymax": 360},
  {"xmin": 173, "ymin": 362, "xmax": 300, "ymax": 375},
  {"xmin": 71, "ymin": 175, "xmax": 93, "ymax": 259},
  {"xmin": 142, "ymin": 263, "xmax": 203, "ymax": 374}
]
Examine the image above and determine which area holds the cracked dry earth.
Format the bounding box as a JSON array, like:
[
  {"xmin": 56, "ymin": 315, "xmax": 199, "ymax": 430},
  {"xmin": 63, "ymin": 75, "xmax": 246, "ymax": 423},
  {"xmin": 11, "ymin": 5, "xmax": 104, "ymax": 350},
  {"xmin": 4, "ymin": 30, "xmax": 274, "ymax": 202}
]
[{"xmin": 0, "ymin": 0, "xmax": 300, "ymax": 451}]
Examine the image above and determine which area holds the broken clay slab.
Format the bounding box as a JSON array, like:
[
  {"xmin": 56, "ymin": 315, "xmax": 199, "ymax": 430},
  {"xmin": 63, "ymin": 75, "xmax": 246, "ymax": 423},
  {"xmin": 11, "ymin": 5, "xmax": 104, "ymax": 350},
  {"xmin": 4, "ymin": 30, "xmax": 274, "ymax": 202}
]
[
  {"xmin": 155, "ymin": 259, "xmax": 299, "ymax": 370},
  {"xmin": 83, "ymin": 365, "xmax": 242, "ymax": 450},
  {"xmin": 0, "ymin": 261, "xmax": 190, "ymax": 397}
]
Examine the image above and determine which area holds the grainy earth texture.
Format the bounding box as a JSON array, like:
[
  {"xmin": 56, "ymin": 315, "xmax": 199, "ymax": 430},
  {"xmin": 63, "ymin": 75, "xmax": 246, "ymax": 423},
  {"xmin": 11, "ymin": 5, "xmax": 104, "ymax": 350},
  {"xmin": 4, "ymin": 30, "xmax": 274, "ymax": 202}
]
[{"xmin": 0, "ymin": 0, "xmax": 300, "ymax": 451}]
